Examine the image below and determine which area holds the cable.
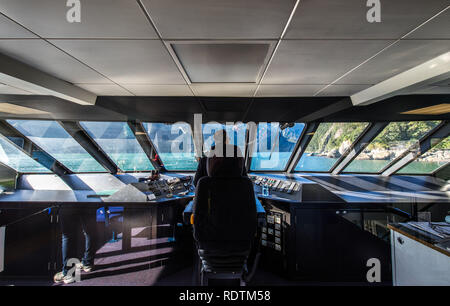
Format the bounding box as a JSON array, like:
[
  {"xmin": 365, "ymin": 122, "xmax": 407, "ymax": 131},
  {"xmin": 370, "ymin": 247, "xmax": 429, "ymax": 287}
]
[{"xmin": 1, "ymin": 205, "xmax": 57, "ymax": 227}]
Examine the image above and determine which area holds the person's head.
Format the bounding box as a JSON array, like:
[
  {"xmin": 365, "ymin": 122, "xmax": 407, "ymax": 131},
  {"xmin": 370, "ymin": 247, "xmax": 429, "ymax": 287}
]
[{"xmin": 213, "ymin": 129, "xmax": 229, "ymax": 145}]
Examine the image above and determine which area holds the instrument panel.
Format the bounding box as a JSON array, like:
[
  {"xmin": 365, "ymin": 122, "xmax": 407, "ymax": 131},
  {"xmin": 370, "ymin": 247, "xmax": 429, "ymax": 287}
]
[
  {"xmin": 134, "ymin": 175, "xmax": 194, "ymax": 200},
  {"xmin": 250, "ymin": 175, "xmax": 302, "ymax": 202},
  {"xmin": 251, "ymin": 176, "xmax": 301, "ymax": 194}
]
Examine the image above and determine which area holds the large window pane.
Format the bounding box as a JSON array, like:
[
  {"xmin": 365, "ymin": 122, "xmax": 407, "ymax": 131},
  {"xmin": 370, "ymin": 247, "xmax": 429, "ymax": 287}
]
[
  {"xmin": 397, "ymin": 136, "xmax": 449, "ymax": 174},
  {"xmin": 251, "ymin": 123, "xmax": 305, "ymax": 171},
  {"xmin": 6, "ymin": 136, "xmax": 57, "ymax": 170},
  {"xmin": 8, "ymin": 120, "xmax": 106, "ymax": 173},
  {"xmin": 295, "ymin": 122, "xmax": 369, "ymax": 172},
  {"xmin": 0, "ymin": 134, "xmax": 50, "ymax": 173},
  {"xmin": 80, "ymin": 121, "xmax": 154, "ymax": 172},
  {"xmin": 202, "ymin": 122, "xmax": 247, "ymax": 156},
  {"xmin": 344, "ymin": 121, "xmax": 441, "ymax": 173},
  {"xmin": 143, "ymin": 122, "xmax": 197, "ymax": 171}
]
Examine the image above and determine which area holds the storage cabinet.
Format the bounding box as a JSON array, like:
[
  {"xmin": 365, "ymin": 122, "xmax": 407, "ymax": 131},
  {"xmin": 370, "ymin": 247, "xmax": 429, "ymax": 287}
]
[{"xmin": 390, "ymin": 230, "xmax": 450, "ymax": 286}]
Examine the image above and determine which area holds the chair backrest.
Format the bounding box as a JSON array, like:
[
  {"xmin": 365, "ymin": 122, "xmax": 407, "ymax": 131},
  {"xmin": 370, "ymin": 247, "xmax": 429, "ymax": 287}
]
[{"xmin": 193, "ymin": 157, "xmax": 257, "ymax": 251}]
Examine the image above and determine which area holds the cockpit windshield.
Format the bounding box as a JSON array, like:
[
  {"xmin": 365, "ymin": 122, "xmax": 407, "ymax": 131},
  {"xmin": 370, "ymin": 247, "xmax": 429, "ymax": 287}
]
[
  {"xmin": 250, "ymin": 123, "xmax": 305, "ymax": 171},
  {"xmin": 202, "ymin": 122, "xmax": 247, "ymax": 156},
  {"xmin": 343, "ymin": 121, "xmax": 441, "ymax": 173},
  {"xmin": 0, "ymin": 119, "xmax": 446, "ymax": 175},
  {"xmin": 80, "ymin": 121, "xmax": 154, "ymax": 172},
  {"xmin": 295, "ymin": 122, "xmax": 369, "ymax": 172},
  {"xmin": 143, "ymin": 122, "xmax": 197, "ymax": 171},
  {"xmin": 7, "ymin": 120, "xmax": 107, "ymax": 173},
  {"xmin": 0, "ymin": 134, "xmax": 51, "ymax": 173},
  {"xmin": 397, "ymin": 135, "xmax": 449, "ymax": 175}
]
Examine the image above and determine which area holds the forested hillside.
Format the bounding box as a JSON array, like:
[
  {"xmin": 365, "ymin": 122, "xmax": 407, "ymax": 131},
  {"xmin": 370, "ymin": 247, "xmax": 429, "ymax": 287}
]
[{"xmin": 305, "ymin": 121, "xmax": 447, "ymax": 162}]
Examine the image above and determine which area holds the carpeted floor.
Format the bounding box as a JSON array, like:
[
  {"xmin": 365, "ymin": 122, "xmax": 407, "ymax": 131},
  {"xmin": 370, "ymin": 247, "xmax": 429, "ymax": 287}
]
[{"xmin": 0, "ymin": 226, "xmax": 376, "ymax": 286}]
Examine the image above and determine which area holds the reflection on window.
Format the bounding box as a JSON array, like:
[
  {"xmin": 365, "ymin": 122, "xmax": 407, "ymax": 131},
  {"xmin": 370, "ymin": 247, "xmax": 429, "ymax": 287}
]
[
  {"xmin": 343, "ymin": 121, "xmax": 441, "ymax": 173},
  {"xmin": 295, "ymin": 122, "xmax": 369, "ymax": 172},
  {"xmin": 31, "ymin": 144, "xmax": 58, "ymax": 170},
  {"xmin": 0, "ymin": 134, "xmax": 51, "ymax": 173},
  {"xmin": 80, "ymin": 121, "xmax": 154, "ymax": 172},
  {"xmin": 397, "ymin": 136, "xmax": 449, "ymax": 174},
  {"xmin": 143, "ymin": 122, "xmax": 197, "ymax": 171},
  {"xmin": 7, "ymin": 137, "xmax": 24, "ymax": 148},
  {"xmin": 8, "ymin": 120, "xmax": 106, "ymax": 173},
  {"xmin": 251, "ymin": 123, "xmax": 305, "ymax": 171},
  {"xmin": 203, "ymin": 122, "xmax": 247, "ymax": 156}
]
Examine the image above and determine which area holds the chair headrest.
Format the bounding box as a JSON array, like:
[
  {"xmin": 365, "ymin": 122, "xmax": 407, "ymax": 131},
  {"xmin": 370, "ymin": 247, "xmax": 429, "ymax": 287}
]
[{"xmin": 207, "ymin": 156, "xmax": 244, "ymax": 178}]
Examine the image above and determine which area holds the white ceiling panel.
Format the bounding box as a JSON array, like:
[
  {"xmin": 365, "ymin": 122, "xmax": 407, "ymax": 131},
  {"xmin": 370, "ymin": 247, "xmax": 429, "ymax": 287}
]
[
  {"xmin": 256, "ymin": 85, "xmax": 323, "ymax": 97},
  {"xmin": 408, "ymin": 9, "xmax": 450, "ymax": 39},
  {"xmin": 121, "ymin": 84, "xmax": 193, "ymax": 96},
  {"xmin": 50, "ymin": 40, "xmax": 186, "ymax": 85},
  {"xmin": 0, "ymin": 0, "xmax": 157, "ymax": 39},
  {"xmin": 336, "ymin": 40, "xmax": 450, "ymax": 85},
  {"xmin": 0, "ymin": 83, "xmax": 32, "ymax": 95},
  {"xmin": 316, "ymin": 84, "xmax": 372, "ymax": 96},
  {"xmin": 0, "ymin": 39, "xmax": 111, "ymax": 84},
  {"xmin": 172, "ymin": 43, "xmax": 272, "ymax": 83},
  {"xmin": 0, "ymin": 13, "xmax": 36, "ymax": 38},
  {"xmin": 286, "ymin": 0, "xmax": 449, "ymax": 39},
  {"xmin": 191, "ymin": 84, "xmax": 257, "ymax": 97},
  {"xmin": 141, "ymin": 0, "xmax": 296, "ymax": 39},
  {"xmin": 263, "ymin": 40, "xmax": 392, "ymax": 85},
  {"xmin": 75, "ymin": 84, "xmax": 131, "ymax": 96}
]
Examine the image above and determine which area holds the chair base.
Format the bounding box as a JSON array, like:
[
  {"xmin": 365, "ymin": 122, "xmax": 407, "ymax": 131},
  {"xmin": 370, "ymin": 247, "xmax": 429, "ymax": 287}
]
[{"xmin": 200, "ymin": 269, "xmax": 246, "ymax": 286}]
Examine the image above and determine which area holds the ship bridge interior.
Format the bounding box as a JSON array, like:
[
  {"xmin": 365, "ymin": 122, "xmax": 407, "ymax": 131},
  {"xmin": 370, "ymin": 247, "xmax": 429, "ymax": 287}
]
[{"xmin": 0, "ymin": 0, "xmax": 449, "ymax": 287}]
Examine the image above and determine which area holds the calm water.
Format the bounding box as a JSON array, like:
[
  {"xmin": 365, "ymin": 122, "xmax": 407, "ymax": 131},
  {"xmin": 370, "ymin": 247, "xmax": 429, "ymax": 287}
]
[{"xmin": 296, "ymin": 155, "xmax": 443, "ymax": 174}]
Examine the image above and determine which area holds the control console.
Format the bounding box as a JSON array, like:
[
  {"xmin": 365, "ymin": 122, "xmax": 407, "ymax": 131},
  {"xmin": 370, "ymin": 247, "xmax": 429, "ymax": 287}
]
[
  {"xmin": 250, "ymin": 175, "xmax": 301, "ymax": 202},
  {"xmin": 135, "ymin": 175, "xmax": 194, "ymax": 200}
]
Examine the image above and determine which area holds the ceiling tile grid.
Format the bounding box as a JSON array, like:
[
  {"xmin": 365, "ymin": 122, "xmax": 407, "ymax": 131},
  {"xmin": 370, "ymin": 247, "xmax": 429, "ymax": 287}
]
[
  {"xmin": 49, "ymin": 39, "xmax": 187, "ymax": 85},
  {"xmin": 262, "ymin": 40, "xmax": 395, "ymax": 85},
  {"xmin": 140, "ymin": 0, "xmax": 297, "ymax": 39},
  {"xmin": 335, "ymin": 40, "xmax": 450, "ymax": 85},
  {"xmin": 0, "ymin": 39, "xmax": 112, "ymax": 84},
  {"xmin": 120, "ymin": 84, "xmax": 194, "ymax": 96},
  {"xmin": 0, "ymin": 13, "xmax": 37, "ymax": 38},
  {"xmin": 0, "ymin": 0, "xmax": 448, "ymax": 97},
  {"xmin": 74, "ymin": 84, "xmax": 132, "ymax": 96},
  {"xmin": 0, "ymin": 0, "xmax": 158, "ymax": 39},
  {"xmin": 285, "ymin": 0, "xmax": 449, "ymax": 39}
]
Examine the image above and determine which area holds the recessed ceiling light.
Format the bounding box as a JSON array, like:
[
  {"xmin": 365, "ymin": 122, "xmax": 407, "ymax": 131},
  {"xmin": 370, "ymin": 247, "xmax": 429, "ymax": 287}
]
[
  {"xmin": 0, "ymin": 103, "xmax": 49, "ymax": 115},
  {"xmin": 401, "ymin": 103, "xmax": 450, "ymax": 115}
]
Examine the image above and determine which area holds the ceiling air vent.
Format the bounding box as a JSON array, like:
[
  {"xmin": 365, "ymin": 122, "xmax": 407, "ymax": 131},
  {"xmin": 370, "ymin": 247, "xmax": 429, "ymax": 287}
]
[{"xmin": 170, "ymin": 43, "xmax": 271, "ymax": 83}]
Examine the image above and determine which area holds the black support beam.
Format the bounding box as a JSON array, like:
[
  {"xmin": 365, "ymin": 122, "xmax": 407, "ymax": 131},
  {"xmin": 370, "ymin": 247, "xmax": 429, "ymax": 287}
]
[
  {"xmin": 0, "ymin": 120, "xmax": 70, "ymax": 175},
  {"xmin": 382, "ymin": 121, "xmax": 450, "ymax": 176},
  {"xmin": 332, "ymin": 122, "xmax": 389, "ymax": 174},
  {"xmin": 59, "ymin": 121, "xmax": 118, "ymax": 174},
  {"xmin": 128, "ymin": 121, "xmax": 165, "ymax": 172},
  {"xmin": 286, "ymin": 122, "xmax": 319, "ymax": 173}
]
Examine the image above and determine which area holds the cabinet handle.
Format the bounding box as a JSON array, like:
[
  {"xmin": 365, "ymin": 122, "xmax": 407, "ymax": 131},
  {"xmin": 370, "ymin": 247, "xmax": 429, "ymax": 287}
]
[{"xmin": 397, "ymin": 237, "xmax": 404, "ymax": 245}]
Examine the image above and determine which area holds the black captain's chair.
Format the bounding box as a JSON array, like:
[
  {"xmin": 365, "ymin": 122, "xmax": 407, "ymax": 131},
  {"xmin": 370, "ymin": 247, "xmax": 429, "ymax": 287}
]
[{"xmin": 193, "ymin": 155, "xmax": 257, "ymax": 286}]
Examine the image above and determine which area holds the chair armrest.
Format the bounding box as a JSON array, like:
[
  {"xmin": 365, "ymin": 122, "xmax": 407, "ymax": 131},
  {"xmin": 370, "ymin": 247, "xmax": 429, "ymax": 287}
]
[
  {"xmin": 255, "ymin": 197, "xmax": 266, "ymax": 227},
  {"xmin": 183, "ymin": 200, "xmax": 194, "ymax": 225}
]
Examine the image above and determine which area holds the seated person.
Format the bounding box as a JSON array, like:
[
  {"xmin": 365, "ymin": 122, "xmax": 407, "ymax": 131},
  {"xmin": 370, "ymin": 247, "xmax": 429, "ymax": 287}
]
[
  {"xmin": 193, "ymin": 129, "xmax": 247, "ymax": 187},
  {"xmin": 192, "ymin": 153, "xmax": 257, "ymax": 251}
]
